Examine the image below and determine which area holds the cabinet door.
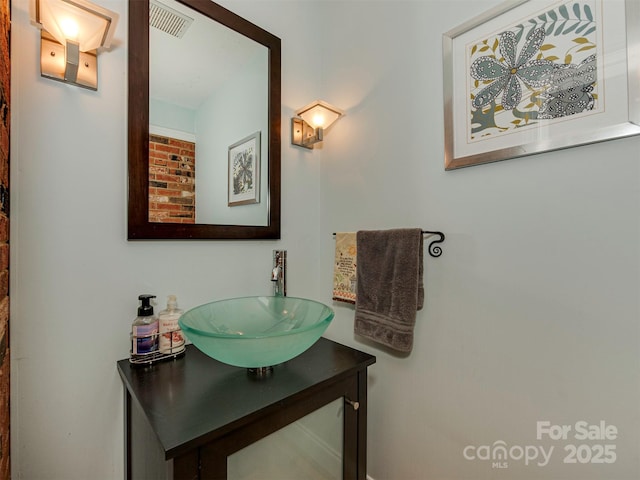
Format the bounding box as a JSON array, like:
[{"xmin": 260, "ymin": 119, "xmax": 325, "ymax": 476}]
[
  {"xmin": 228, "ymin": 397, "xmax": 344, "ymax": 479},
  {"xmin": 199, "ymin": 374, "xmax": 365, "ymax": 480}
]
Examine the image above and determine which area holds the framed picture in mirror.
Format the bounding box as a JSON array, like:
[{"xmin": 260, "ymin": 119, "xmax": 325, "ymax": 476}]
[{"xmin": 228, "ymin": 131, "xmax": 260, "ymax": 206}]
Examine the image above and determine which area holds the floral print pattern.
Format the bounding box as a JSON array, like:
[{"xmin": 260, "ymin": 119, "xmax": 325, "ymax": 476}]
[
  {"xmin": 471, "ymin": 29, "xmax": 556, "ymax": 110},
  {"xmin": 468, "ymin": 0, "xmax": 599, "ymax": 139},
  {"xmin": 232, "ymin": 149, "xmax": 255, "ymax": 195},
  {"xmin": 538, "ymin": 54, "xmax": 596, "ymax": 119}
]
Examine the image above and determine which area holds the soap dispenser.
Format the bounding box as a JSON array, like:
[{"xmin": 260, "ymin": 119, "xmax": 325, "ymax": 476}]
[
  {"xmin": 131, "ymin": 294, "xmax": 159, "ymax": 357},
  {"xmin": 158, "ymin": 295, "xmax": 185, "ymax": 355}
]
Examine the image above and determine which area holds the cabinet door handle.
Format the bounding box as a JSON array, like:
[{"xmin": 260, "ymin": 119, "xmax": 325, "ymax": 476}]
[{"xmin": 345, "ymin": 397, "xmax": 360, "ymax": 411}]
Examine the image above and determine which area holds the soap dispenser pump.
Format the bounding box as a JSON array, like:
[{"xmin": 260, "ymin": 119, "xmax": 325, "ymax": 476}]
[
  {"xmin": 158, "ymin": 295, "xmax": 185, "ymax": 355},
  {"xmin": 131, "ymin": 294, "xmax": 159, "ymax": 357}
]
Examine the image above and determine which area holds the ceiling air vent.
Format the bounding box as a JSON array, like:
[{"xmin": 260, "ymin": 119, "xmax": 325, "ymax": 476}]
[{"xmin": 149, "ymin": 1, "xmax": 194, "ymax": 38}]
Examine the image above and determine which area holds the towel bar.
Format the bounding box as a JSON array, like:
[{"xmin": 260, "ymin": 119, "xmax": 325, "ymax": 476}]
[{"xmin": 332, "ymin": 230, "xmax": 445, "ymax": 258}]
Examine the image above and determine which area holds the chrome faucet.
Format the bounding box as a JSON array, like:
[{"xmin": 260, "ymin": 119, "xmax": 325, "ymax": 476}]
[{"xmin": 271, "ymin": 250, "xmax": 286, "ymax": 297}]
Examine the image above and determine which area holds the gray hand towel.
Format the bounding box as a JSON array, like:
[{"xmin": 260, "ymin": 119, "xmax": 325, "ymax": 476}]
[{"xmin": 354, "ymin": 228, "xmax": 424, "ymax": 352}]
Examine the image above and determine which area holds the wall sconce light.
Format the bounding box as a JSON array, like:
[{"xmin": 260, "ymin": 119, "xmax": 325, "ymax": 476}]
[
  {"xmin": 34, "ymin": 0, "xmax": 119, "ymax": 90},
  {"xmin": 291, "ymin": 100, "xmax": 344, "ymax": 149}
]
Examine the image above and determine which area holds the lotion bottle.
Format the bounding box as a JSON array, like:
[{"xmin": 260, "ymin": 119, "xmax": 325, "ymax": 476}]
[
  {"xmin": 158, "ymin": 295, "xmax": 185, "ymax": 354},
  {"xmin": 131, "ymin": 294, "xmax": 158, "ymax": 356}
]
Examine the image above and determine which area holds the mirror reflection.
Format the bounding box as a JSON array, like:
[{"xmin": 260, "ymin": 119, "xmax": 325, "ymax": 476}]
[
  {"xmin": 148, "ymin": 0, "xmax": 269, "ymax": 226},
  {"xmin": 127, "ymin": 0, "xmax": 280, "ymax": 240}
]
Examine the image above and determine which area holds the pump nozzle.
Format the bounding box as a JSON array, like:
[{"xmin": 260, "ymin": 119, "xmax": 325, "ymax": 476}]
[
  {"xmin": 164, "ymin": 295, "xmax": 180, "ymax": 313},
  {"xmin": 138, "ymin": 294, "xmax": 156, "ymax": 316}
]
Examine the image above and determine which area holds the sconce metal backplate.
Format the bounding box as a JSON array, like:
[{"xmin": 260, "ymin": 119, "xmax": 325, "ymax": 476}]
[
  {"xmin": 291, "ymin": 117, "xmax": 322, "ymax": 149},
  {"xmin": 40, "ymin": 35, "xmax": 98, "ymax": 90}
]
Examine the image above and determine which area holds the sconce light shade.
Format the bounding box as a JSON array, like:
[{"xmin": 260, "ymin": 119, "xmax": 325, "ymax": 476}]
[
  {"xmin": 292, "ymin": 100, "xmax": 344, "ymax": 149},
  {"xmin": 34, "ymin": 0, "xmax": 119, "ymax": 90}
]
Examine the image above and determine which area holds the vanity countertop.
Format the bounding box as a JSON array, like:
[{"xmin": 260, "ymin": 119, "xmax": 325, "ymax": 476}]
[{"xmin": 117, "ymin": 337, "xmax": 376, "ymax": 460}]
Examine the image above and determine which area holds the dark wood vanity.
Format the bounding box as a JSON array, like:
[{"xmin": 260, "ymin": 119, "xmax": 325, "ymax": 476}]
[{"xmin": 117, "ymin": 338, "xmax": 375, "ymax": 479}]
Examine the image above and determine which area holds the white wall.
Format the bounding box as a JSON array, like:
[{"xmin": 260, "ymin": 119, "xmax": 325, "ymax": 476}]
[
  {"xmin": 149, "ymin": 98, "xmax": 196, "ymax": 134},
  {"xmin": 10, "ymin": 0, "xmax": 324, "ymax": 478},
  {"xmin": 10, "ymin": 0, "xmax": 640, "ymax": 479},
  {"xmin": 317, "ymin": 1, "xmax": 640, "ymax": 479},
  {"xmin": 195, "ymin": 50, "xmax": 269, "ymax": 225}
]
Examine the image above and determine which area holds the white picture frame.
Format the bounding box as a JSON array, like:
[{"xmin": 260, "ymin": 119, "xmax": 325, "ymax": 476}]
[{"xmin": 443, "ymin": 0, "xmax": 640, "ymax": 170}]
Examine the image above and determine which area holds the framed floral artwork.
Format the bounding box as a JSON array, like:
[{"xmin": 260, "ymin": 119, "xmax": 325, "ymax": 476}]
[
  {"xmin": 443, "ymin": 0, "xmax": 640, "ymax": 170},
  {"xmin": 228, "ymin": 131, "xmax": 260, "ymax": 206}
]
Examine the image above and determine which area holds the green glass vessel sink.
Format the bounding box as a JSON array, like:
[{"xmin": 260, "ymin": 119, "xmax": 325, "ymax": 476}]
[{"xmin": 178, "ymin": 296, "xmax": 335, "ymax": 369}]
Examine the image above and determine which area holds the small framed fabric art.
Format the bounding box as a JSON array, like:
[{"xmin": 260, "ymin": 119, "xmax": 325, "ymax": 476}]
[{"xmin": 443, "ymin": 0, "xmax": 640, "ymax": 170}]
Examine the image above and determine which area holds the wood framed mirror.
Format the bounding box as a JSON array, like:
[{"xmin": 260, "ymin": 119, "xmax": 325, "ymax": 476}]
[{"xmin": 128, "ymin": 0, "xmax": 281, "ymax": 240}]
